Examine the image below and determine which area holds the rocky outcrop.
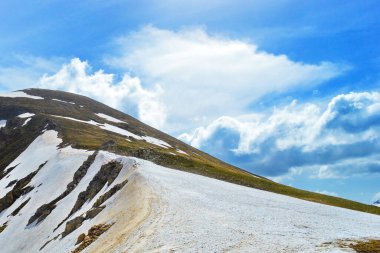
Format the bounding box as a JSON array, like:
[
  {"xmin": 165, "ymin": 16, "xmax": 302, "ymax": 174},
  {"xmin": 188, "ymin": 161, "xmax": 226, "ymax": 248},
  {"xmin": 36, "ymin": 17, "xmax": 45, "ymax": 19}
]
[
  {"xmin": 0, "ymin": 165, "xmax": 18, "ymax": 181},
  {"xmin": 27, "ymin": 152, "xmax": 98, "ymax": 226},
  {"xmin": 62, "ymin": 216, "xmax": 86, "ymax": 237},
  {"xmin": 68, "ymin": 160, "xmax": 123, "ymax": 217},
  {"xmin": 0, "ymin": 161, "xmax": 46, "ymax": 213},
  {"xmin": 0, "ymin": 223, "xmax": 7, "ymax": 234},
  {"xmin": 11, "ymin": 198, "xmax": 31, "ymax": 216},
  {"xmin": 59, "ymin": 161, "xmax": 126, "ymax": 236},
  {"xmin": 92, "ymin": 179, "xmax": 128, "ymax": 208},
  {"xmin": 72, "ymin": 224, "xmax": 113, "ymax": 253}
]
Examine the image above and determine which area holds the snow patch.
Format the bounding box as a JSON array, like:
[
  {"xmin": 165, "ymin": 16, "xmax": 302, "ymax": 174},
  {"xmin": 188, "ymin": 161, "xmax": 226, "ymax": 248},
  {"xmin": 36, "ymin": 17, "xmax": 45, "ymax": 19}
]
[
  {"xmin": 0, "ymin": 91, "xmax": 43, "ymax": 99},
  {"xmin": 52, "ymin": 98, "xmax": 75, "ymax": 104},
  {"xmin": 0, "ymin": 120, "xmax": 6, "ymax": 128},
  {"xmin": 141, "ymin": 136, "xmax": 171, "ymax": 149},
  {"xmin": 17, "ymin": 113, "xmax": 35, "ymax": 118},
  {"xmin": 100, "ymin": 124, "xmax": 140, "ymax": 139},
  {"xmin": 96, "ymin": 113, "xmax": 126, "ymax": 124},
  {"xmin": 176, "ymin": 149, "xmax": 188, "ymax": 155},
  {"xmin": 22, "ymin": 118, "xmax": 31, "ymax": 127},
  {"xmin": 52, "ymin": 115, "xmax": 171, "ymax": 148}
]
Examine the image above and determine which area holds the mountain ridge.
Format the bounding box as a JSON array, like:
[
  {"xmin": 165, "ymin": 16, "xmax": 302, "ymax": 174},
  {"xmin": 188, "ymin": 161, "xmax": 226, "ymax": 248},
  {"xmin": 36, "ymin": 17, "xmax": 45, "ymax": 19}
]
[
  {"xmin": 1, "ymin": 88, "xmax": 380, "ymax": 252},
  {"xmin": 0, "ymin": 88, "xmax": 379, "ymax": 216}
]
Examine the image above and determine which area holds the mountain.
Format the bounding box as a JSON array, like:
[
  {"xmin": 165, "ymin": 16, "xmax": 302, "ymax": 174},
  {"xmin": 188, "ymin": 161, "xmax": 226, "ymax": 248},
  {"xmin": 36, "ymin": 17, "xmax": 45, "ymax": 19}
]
[
  {"xmin": 374, "ymin": 200, "xmax": 380, "ymax": 207},
  {"xmin": 0, "ymin": 88, "xmax": 379, "ymax": 252}
]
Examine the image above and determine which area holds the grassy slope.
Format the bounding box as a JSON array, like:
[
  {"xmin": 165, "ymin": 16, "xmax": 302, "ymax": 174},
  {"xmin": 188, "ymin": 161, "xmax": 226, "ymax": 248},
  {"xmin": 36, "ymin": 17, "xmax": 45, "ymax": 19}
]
[{"xmin": 1, "ymin": 88, "xmax": 380, "ymax": 216}]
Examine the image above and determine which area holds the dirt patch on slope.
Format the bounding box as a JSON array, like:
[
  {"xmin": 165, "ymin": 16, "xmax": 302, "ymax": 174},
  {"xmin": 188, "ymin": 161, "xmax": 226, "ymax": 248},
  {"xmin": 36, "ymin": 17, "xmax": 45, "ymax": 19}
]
[{"xmin": 82, "ymin": 167, "xmax": 158, "ymax": 253}]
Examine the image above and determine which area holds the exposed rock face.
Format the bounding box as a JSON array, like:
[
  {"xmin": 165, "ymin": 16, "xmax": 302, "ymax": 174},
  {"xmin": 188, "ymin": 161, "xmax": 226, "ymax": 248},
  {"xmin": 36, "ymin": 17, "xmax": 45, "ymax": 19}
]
[
  {"xmin": 0, "ymin": 165, "xmax": 18, "ymax": 181},
  {"xmin": 28, "ymin": 152, "xmax": 98, "ymax": 226},
  {"xmin": 58, "ymin": 161, "xmax": 126, "ymax": 236},
  {"xmin": 92, "ymin": 179, "xmax": 128, "ymax": 208},
  {"xmin": 68, "ymin": 160, "xmax": 123, "ymax": 217},
  {"xmin": 0, "ymin": 223, "xmax": 7, "ymax": 234},
  {"xmin": 62, "ymin": 216, "xmax": 86, "ymax": 237},
  {"xmin": 72, "ymin": 224, "xmax": 113, "ymax": 253},
  {"xmin": 0, "ymin": 162, "xmax": 46, "ymax": 213},
  {"xmin": 11, "ymin": 198, "xmax": 31, "ymax": 216}
]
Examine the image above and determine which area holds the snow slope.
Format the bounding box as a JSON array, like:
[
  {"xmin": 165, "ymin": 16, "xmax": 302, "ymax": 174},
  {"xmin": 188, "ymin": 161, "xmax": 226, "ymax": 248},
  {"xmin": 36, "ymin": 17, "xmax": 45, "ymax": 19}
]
[
  {"xmin": 1, "ymin": 131, "xmax": 379, "ymax": 253},
  {"xmin": 98, "ymin": 162, "xmax": 380, "ymax": 253},
  {"xmin": 0, "ymin": 91, "xmax": 43, "ymax": 99}
]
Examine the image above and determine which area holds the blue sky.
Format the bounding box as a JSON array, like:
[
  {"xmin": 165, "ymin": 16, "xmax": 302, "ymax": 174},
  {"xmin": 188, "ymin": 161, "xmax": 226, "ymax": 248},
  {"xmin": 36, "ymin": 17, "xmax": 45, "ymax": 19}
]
[{"xmin": 1, "ymin": 0, "xmax": 380, "ymax": 204}]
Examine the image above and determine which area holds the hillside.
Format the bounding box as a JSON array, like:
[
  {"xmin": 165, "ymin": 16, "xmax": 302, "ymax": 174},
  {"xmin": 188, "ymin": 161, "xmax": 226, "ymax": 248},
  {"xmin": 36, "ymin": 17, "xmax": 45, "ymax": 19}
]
[
  {"xmin": 0, "ymin": 89, "xmax": 379, "ymax": 252},
  {"xmin": 1, "ymin": 89, "xmax": 379, "ymax": 215}
]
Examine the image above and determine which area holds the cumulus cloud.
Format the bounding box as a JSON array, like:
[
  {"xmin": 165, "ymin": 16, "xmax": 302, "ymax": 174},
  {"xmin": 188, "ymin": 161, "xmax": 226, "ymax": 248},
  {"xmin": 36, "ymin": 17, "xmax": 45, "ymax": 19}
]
[
  {"xmin": 180, "ymin": 91, "xmax": 380, "ymax": 177},
  {"xmin": 106, "ymin": 26, "xmax": 346, "ymax": 131},
  {"xmin": 38, "ymin": 58, "xmax": 167, "ymax": 128}
]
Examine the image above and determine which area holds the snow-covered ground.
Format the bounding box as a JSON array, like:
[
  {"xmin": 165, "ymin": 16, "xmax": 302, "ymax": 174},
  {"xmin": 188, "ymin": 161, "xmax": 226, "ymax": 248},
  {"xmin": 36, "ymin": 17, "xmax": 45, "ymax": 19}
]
[
  {"xmin": 96, "ymin": 113, "xmax": 126, "ymax": 124},
  {"xmin": 0, "ymin": 91, "xmax": 43, "ymax": 99},
  {"xmin": 102, "ymin": 162, "xmax": 380, "ymax": 253},
  {"xmin": 52, "ymin": 98, "xmax": 76, "ymax": 104},
  {"xmin": 1, "ymin": 131, "xmax": 379, "ymax": 253},
  {"xmin": 17, "ymin": 113, "xmax": 35, "ymax": 118}
]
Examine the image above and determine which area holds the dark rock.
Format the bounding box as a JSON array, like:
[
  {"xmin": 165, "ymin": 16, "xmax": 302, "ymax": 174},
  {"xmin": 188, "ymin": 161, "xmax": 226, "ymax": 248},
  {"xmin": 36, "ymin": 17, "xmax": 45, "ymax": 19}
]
[
  {"xmin": 10, "ymin": 198, "xmax": 30, "ymax": 216},
  {"xmin": 68, "ymin": 161, "xmax": 123, "ymax": 216},
  {"xmin": 62, "ymin": 216, "xmax": 85, "ymax": 237},
  {"xmin": 72, "ymin": 224, "xmax": 113, "ymax": 253},
  {"xmin": 6, "ymin": 180, "xmax": 17, "ymax": 188},
  {"xmin": 76, "ymin": 233, "xmax": 86, "ymax": 245},
  {"xmin": 0, "ymin": 223, "xmax": 7, "ymax": 234},
  {"xmin": 93, "ymin": 179, "xmax": 128, "ymax": 208},
  {"xmin": 85, "ymin": 207, "xmax": 104, "ymax": 220}
]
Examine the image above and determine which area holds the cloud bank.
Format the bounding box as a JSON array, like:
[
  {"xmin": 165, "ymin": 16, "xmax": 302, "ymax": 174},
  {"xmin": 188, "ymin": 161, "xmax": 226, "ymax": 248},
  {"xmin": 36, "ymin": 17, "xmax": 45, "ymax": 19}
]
[
  {"xmin": 107, "ymin": 26, "xmax": 346, "ymax": 131},
  {"xmin": 38, "ymin": 58, "xmax": 167, "ymax": 128},
  {"xmin": 0, "ymin": 26, "xmax": 345, "ymax": 132},
  {"xmin": 180, "ymin": 92, "xmax": 380, "ymax": 178}
]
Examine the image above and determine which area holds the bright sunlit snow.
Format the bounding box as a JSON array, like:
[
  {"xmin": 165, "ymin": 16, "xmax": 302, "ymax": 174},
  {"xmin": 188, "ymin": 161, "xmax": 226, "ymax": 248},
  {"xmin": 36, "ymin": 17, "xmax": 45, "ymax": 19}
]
[
  {"xmin": 95, "ymin": 113, "xmax": 126, "ymax": 124},
  {"xmin": 17, "ymin": 113, "xmax": 35, "ymax": 118},
  {"xmin": 0, "ymin": 91, "xmax": 43, "ymax": 99}
]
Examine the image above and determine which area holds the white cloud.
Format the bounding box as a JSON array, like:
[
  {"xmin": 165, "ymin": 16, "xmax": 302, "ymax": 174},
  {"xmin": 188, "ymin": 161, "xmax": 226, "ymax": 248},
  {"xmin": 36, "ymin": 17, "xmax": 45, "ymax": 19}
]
[
  {"xmin": 180, "ymin": 91, "xmax": 380, "ymax": 176},
  {"xmin": 316, "ymin": 165, "xmax": 343, "ymax": 179},
  {"xmin": 38, "ymin": 58, "xmax": 167, "ymax": 128},
  {"xmin": 106, "ymin": 26, "xmax": 346, "ymax": 131}
]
